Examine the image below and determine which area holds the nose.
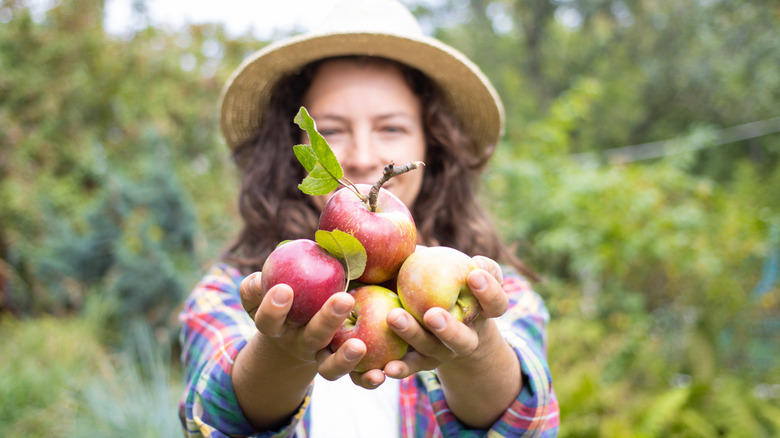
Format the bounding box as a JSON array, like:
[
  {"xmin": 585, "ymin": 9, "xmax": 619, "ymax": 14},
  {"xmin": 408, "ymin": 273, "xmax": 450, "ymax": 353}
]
[{"xmin": 340, "ymin": 129, "xmax": 381, "ymax": 177}]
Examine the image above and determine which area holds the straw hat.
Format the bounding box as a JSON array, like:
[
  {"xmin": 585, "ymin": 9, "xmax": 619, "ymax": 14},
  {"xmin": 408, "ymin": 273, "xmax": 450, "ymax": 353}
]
[{"xmin": 219, "ymin": 0, "xmax": 505, "ymax": 158}]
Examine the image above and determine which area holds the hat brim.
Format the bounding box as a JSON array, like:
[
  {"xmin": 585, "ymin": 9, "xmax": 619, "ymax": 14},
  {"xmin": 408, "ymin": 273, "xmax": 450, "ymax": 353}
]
[{"xmin": 220, "ymin": 31, "xmax": 505, "ymax": 157}]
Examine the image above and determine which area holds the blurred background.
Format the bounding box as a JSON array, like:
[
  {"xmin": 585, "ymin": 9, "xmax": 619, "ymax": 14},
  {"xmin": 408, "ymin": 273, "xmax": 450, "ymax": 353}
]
[{"xmin": 1, "ymin": 0, "xmax": 779, "ymax": 436}]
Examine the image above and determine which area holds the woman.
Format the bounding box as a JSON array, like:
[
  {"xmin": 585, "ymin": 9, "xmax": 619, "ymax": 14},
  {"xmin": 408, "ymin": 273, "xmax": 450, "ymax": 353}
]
[{"xmin": 179, "ymin": 0, "xmax": 558, "ymax": 436}]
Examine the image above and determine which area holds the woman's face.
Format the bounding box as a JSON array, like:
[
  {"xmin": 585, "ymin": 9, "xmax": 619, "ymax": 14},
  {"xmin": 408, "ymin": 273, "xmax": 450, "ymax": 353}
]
[{"xmin": 302, "ymin": 59, "xmax": 426, "ymax": 210}]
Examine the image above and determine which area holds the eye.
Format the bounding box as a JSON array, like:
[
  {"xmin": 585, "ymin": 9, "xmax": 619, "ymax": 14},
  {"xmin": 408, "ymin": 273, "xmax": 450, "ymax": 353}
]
[
  {"xmin": 380, "ymin": 125, "xmax": 406, "ymax": 134},
  {"xmin": 319, "ymin": 127, "xmax": 344, "ymax": 137}
]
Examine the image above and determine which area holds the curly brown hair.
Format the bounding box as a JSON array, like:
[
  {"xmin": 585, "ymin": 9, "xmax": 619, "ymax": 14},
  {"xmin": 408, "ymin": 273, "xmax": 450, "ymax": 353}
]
[{"xmin": 223, "ymin": 56, "xmax": 538, "ymax": 281}]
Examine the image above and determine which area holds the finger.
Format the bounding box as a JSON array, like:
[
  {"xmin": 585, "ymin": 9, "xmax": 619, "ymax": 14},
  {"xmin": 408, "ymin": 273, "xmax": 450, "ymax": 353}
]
[
  {"xmin": 423, "ymin": 308, "xmax": 480, "ymax": 357},
  {"xmin": 387, "ymin": 308, "xmax": 451, "ymax": 359},
  {"xmin": 238, "ymin": 272, "xmax": 263, "ymax": 318},
  {"xmin": 255, "ymin": 284, "xmax": 293, "ymax": 337},
  {"xmin": 467, "ymin": 269, "xmax": 508, "ymax": 318},
  {"xmin": 301, "ymin": 292, "xmax": 354, "ymax": 350},
  {"xmin": 349, "ymin": 369, "xmax": 386, "ymax": 389},
  {"xmin": 472, "ymin": 256, "xmax": 504, "ymax": 286},
  {"xmin": 316, "ymin": 338, "xmax": 366, "ymax": 381},
  {"xmin": 383, "ymin": 350, "xmax": 439, "ymax": 379}
]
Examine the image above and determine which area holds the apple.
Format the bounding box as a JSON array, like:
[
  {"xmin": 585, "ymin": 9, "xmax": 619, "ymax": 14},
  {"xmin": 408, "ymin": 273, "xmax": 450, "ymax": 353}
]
[
  {"xmin": 318, "ymin": 184, "xmax": 417, "ymax": 284},
  {"xmin": 330, "ymin": 285, "xmax": 409, "ymax": 373},
  {"xmin": 396, "ymin": 246, "xmax": 482, "ymax": 325},
  {"xmin": 261, "ymin": 239, "xmax": 347, "ymax": 326}
]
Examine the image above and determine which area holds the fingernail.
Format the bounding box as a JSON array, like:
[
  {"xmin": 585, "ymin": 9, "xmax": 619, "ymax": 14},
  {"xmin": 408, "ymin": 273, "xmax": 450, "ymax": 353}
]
[
  {"xmin": 345, "ymin": 345, "xmax": 362, "ymax": 361},
  {"xmin": 389, "ymin": 312, "xmax": 408, "ymax": 330},
  {"xmin": 333, "ymin": 299, "xmax": 352, "ymax": 316},
  {"xmin": 427, "ymin": 313, "xmax": 446, "ymax": 331},
  {"xmin": 470, "ymin": 271, "xmax": 487, "ymax": 292},
  {"xmin": 272, "ymin": 288, "xmax": 292, "ymax": 306}
]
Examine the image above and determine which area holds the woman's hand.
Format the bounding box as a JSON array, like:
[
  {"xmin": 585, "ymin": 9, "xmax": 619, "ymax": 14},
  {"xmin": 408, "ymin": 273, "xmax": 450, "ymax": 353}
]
[
  {"xmin": 371, "ymin": 256, "xmax": 507, "ymax": 381},
  {"xmin": 238, "ymin": 273, "xmax": 373, "ymax": 382},
  {"xmin": 369, "ymin": 256, "xmax": 520, "ymax": 428}
]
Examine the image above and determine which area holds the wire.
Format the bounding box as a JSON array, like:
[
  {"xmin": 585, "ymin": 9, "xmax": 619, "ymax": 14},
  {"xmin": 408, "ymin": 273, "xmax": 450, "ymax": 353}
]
[{"xmin": 571, "ymin": 116, "xmax": 780, "ymax": 167}]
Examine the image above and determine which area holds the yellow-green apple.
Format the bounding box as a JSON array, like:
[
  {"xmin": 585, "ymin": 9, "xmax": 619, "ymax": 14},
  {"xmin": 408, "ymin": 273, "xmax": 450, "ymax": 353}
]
[
  {"xmin": 261, "ymin": 239, "xmax": 346, "ymax": 326},
  {"xmin": 330, "ymin": 285, "xmax": 409, "ymax": 372},
  {"xmin": 396, "ymin": 246, "xmax": 482, "ymax": 325},
  {"xmin": 318, "ymin": 184, "xmax": 417, "ymax": 284}
]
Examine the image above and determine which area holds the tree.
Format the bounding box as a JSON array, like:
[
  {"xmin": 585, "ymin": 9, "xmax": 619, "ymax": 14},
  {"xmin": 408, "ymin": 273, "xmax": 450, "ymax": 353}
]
[{"xmin": 0, "ymin": 0, "xmax": 258, "ymax": 331}]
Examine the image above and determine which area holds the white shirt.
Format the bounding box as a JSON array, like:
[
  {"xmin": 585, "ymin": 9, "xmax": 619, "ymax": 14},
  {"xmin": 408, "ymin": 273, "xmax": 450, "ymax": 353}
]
[{"xmin": 309, "ymin": 373, "xmax": 401, "ymax": 438}]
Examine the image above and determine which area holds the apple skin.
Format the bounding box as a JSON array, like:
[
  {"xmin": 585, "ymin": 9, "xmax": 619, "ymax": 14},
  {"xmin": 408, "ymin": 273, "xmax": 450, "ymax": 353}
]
[
  {"xmin": 318, "ymin": 184, "xmax": 417, "ymax": 284},
  {"xmin": 330, "ymin": 285, "xmax": 409, "ymax": 373},
  {"xmin": 396, "ymin": 246, "xmax": 482, "ymax": 325},
  {"xmin": 260, "ymin": 239, "xmax": 347, "ymax": 326}
]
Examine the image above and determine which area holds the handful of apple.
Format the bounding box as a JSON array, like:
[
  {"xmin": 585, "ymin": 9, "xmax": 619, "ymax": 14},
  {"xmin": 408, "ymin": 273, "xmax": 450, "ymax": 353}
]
[{"xmin": 259, "ymin": 107, "xmax": 487, "ymax": 372}]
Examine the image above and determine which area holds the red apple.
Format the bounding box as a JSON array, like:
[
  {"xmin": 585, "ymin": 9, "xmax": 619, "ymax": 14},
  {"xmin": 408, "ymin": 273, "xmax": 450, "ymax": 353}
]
[
  {"xmin": 396, "ymin": 246, "xmax": 482, "ymax": 325},
  {"xmin": 330, "ymin": 285, "xmax": 409, "ymax": 372},
  {"xmin": 261, "ymin": 239, "xmax": 347, "ymax": 326},
  {"xmin": 318, "ymin": 184, "xmax": 417, "ymax": 284}
]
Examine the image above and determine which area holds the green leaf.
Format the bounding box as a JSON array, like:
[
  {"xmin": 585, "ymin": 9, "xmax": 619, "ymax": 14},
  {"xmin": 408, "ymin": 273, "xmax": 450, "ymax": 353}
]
[
  {"xmin": 315, "ymin": 229, "xmax": 367, "ymax": 282},
  {"xmin": 294, "ymin": 106, "xmax": 344, "ymax": 183},
  {"xmin": 293, "ymin": 144, "xmax": 317, "ymax": 173},
  {"xmin": 298, "ymin": 164, "xmax": 341, "ymax": 195}
]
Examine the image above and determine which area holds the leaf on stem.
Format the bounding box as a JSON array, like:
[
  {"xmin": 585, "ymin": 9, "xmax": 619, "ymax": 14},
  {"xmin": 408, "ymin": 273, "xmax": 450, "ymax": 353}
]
[
  {"xmin": 297, "ymin": 162, "xmax": 341, "ymax": 195},
  {"xmin": 315, "ymin": 230, "xmax": 367, "ymax": 282},
  {"xmin": 292, "ymin": 144, "xmax": 317, "ymax": 172},
  {"xmin": 294, "ymin": 107, "xmax": 345, "ymax": 196}
]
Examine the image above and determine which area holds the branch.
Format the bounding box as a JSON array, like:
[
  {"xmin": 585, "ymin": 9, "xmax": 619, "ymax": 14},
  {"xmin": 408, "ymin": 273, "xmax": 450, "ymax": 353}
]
[{"xmin": 368, "ymin": 161, "xmax": 425, "ymax": 211}]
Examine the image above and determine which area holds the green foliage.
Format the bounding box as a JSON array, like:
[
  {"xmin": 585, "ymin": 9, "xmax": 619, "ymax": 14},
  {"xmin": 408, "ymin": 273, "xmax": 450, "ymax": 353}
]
[
  {"xmin": 482, "ymin": 87, "xmax": 780, "ymax": 435},
  {"xmin": 0, "ymin": 0, "xmax": 257, "ymax": 331},
  {"xmin": 426, "ymin": 0, "xmax": 780, "ymax": 172},
  {"xmin": 460, "ymin": 2, "xmax": 780, "ymax": 431}
]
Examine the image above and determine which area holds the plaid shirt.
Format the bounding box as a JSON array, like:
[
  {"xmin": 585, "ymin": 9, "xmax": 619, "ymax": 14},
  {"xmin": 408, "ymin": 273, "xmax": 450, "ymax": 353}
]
[{"xmin": 179, "ymin": 263, "xmax": 559, "ymax": 437}]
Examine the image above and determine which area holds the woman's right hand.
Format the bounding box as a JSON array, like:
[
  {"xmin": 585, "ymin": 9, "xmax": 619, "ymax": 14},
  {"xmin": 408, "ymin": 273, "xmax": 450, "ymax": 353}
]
[{"xmin": 238, "ymin": 272, "xmax": 373, "ymax": 382}]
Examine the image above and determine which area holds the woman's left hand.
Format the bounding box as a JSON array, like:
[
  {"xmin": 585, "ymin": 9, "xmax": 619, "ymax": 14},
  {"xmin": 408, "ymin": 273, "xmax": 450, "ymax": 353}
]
[{"xmin": 348, "ymin": 256, "xmax": 508, "ymax": 387}]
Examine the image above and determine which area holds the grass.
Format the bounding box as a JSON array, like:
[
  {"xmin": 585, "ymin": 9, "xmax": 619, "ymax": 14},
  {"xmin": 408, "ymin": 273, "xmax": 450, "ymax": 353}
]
[{"xmin": 0, "ymin": 313, "xmax": 183, "ymax": 437}]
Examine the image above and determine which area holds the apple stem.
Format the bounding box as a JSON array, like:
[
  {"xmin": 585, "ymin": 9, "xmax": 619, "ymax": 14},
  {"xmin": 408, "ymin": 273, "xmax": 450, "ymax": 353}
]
[
  {"xmin": 457, "ymin": 298, "xmax": 470, "ymax": 313},
  {"xmin": 337, "ymin": 177, "xmax": 370, "ymax": 204},
  {"xmin": 368, "ymin": 161, "xmax": 425, "ymax": 212}
]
